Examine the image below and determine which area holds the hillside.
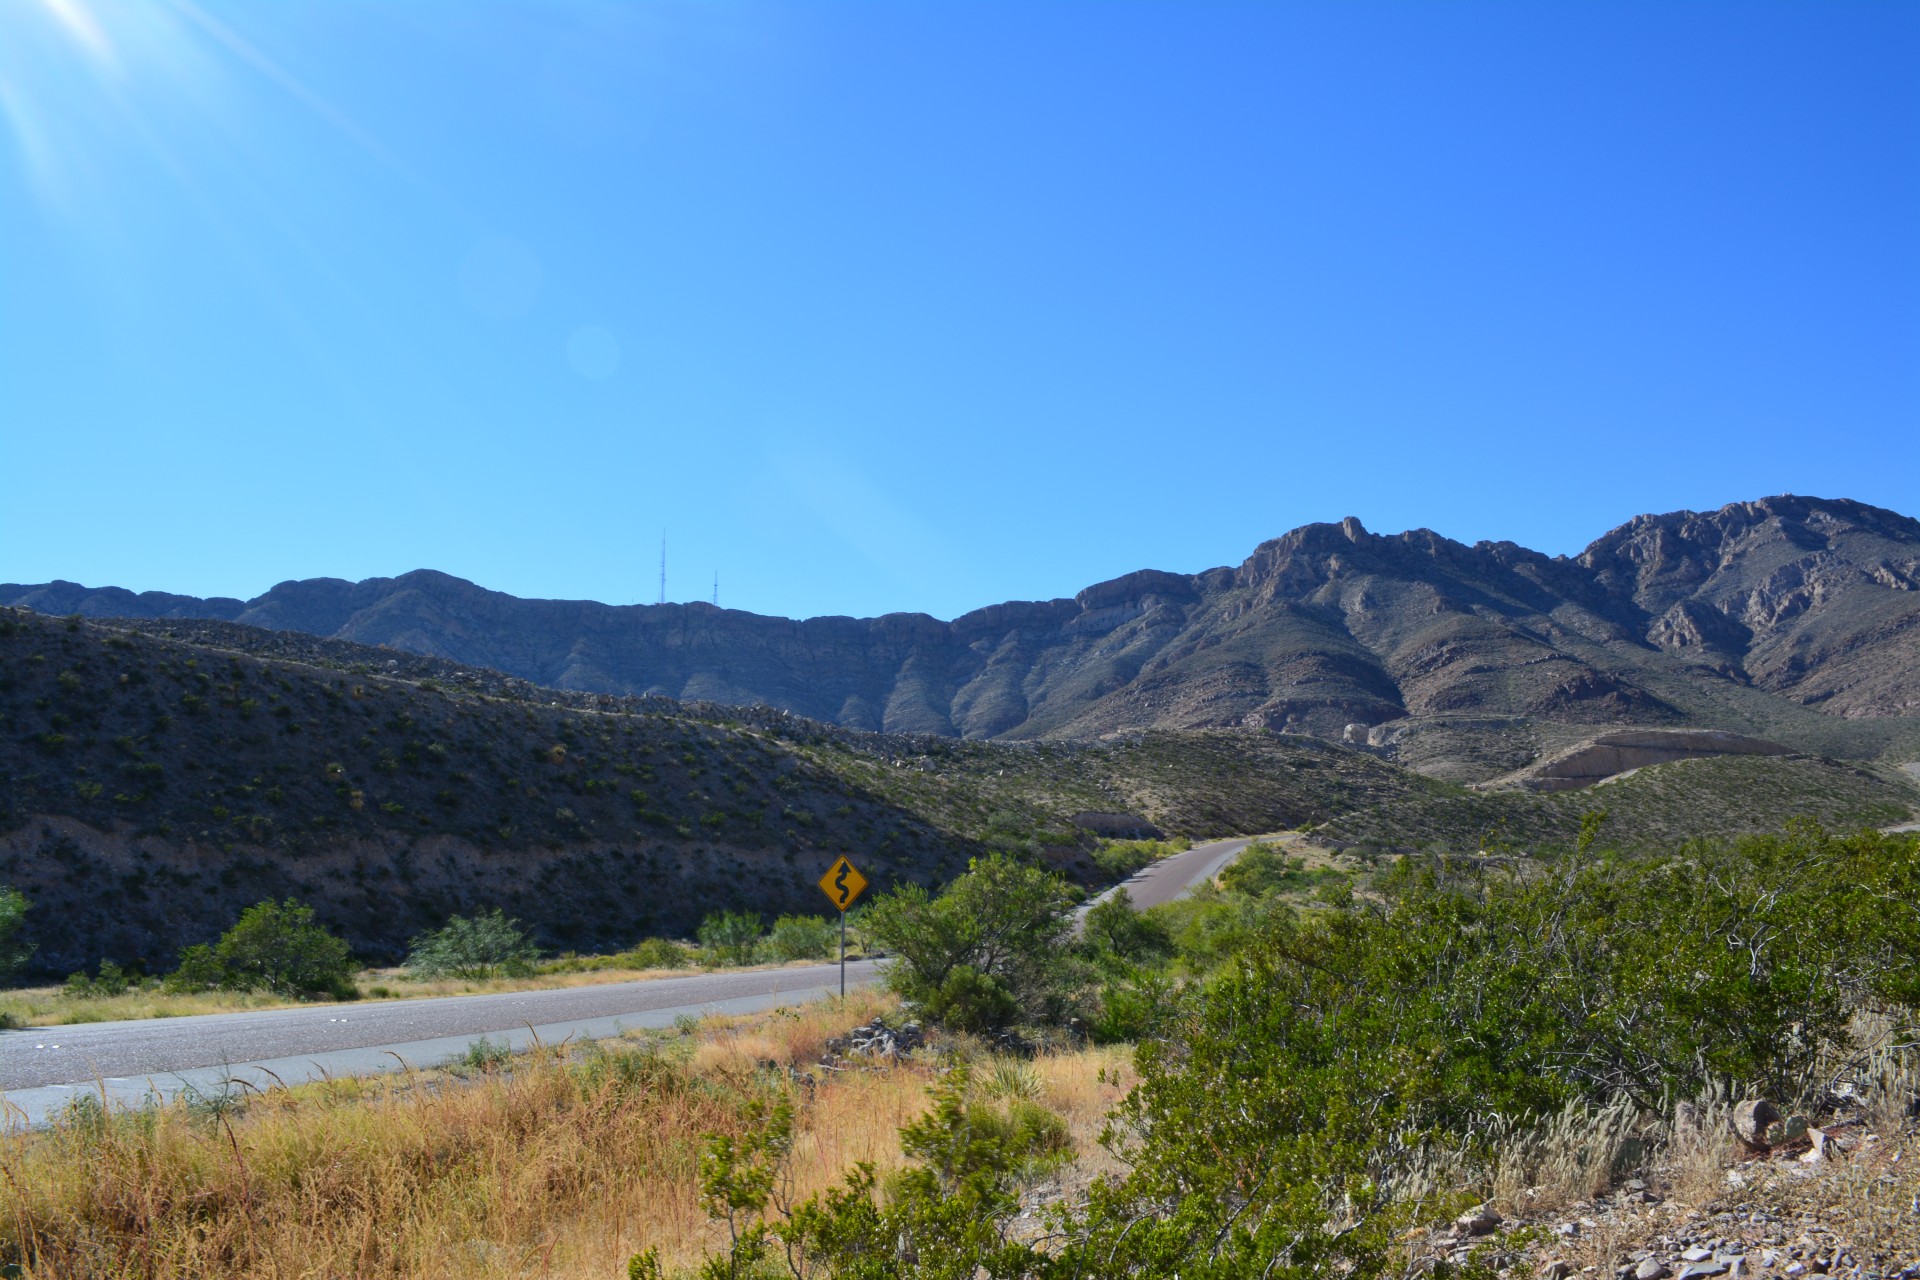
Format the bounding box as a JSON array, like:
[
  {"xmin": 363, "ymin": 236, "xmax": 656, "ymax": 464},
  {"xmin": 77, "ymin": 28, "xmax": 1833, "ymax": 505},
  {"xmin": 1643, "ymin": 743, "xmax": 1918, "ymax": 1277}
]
[
  {"xmin": 0, "ymin": 609, "xmax": 1434, "ymax": 976},
  {"xmin": 7, "ymin": 497, "xmax": 1919, "ymax": 783},
  {"xmin": 5, "ymin": 607, "xmax": 1916, "ymax": 978}
]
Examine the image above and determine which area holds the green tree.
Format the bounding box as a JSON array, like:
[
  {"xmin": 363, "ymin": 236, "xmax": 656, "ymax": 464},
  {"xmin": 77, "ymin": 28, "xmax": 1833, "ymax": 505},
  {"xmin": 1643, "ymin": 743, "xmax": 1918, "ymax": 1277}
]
[
  {"xmin": 864, "ymin": 853, "xmax": 1080, "ymax": 1031},
  {"xmin": 0, "ymin": 887, "xmax": 32, "ymax": 979},
  {"xmin": 405, "ymin": 908, "xmax": 540, "ymax": 980}
]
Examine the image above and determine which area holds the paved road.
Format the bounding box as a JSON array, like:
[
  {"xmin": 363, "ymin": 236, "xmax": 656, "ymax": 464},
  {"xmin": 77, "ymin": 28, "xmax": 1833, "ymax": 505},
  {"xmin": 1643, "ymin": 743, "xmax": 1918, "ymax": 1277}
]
[
  {"xmin": 1077, "ymin": 835, "xmax": 1261, "ymax": 922},
  {"xmin": 3, "ymin": 961, "xmax": 878, "ymax": 1127},
  {"xmin": 4, "ymin": 838, "xmax": 1270, "ymax": 1125}
]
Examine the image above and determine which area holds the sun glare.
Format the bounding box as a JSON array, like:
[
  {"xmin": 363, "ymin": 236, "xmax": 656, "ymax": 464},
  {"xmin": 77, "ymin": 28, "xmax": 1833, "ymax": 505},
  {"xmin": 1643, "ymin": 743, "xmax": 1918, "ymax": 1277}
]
[
  {"xmin": 0, "ymin": 0, "xmax": 410, "ymax": 215},
  {"xmin": 36, "ymin": 0, "xmax": 118, "ymax": 68}
]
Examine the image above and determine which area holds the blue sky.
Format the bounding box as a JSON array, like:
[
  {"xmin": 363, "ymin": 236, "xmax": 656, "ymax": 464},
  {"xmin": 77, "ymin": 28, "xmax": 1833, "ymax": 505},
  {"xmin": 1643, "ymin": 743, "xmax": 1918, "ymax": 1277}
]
[{"xmin": 3, "ymin": 1, "xmax": 1915, "ymax": 621}]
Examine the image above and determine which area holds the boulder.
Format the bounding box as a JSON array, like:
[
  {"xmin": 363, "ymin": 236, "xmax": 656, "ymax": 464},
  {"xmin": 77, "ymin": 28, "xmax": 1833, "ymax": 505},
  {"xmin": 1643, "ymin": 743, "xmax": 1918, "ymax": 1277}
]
[
  {"xmin": 1455, "ymin": 1206, "xmax": 1501, "ymax": 1237},
  {"xmin": 1731, "ymin": 1099, "xmax": 1782, "ymax": 1149}
]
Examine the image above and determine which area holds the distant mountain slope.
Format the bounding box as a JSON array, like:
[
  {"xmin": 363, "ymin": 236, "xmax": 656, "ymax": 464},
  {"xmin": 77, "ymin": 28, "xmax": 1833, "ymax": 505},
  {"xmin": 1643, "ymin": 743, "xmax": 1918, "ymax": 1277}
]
[
  {"xmin": 4, "ymin": 607, "xmax": 1913, "ymax": 976},
  {"xmin": 0, "ymin": 608, "xmax": 1455, "ymax": 974},
  {"xmin": 8, "ymin": 497, "xmax": 1918, "ymax": 753}
]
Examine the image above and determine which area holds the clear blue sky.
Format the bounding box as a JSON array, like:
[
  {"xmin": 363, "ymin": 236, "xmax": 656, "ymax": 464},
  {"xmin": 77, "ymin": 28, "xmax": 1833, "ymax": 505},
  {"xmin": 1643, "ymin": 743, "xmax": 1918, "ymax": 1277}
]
[{"xmin": 3, "ymin": 1, "xmax": 1915, "ymax": 620}]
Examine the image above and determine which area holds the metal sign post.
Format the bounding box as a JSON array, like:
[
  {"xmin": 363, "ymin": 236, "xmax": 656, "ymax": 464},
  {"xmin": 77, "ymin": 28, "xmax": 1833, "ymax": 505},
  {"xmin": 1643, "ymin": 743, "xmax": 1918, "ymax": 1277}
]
[{"xmin": 817, "ymin": 855, "xmax": 869, "ymax": 999}]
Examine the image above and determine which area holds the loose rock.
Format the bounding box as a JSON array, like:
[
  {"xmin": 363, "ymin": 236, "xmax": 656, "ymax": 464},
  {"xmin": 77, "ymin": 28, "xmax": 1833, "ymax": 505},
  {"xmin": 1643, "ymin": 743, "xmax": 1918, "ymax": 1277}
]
[{"xmin": 1732, "ymin": 1099, "xmax": 1782, "ymax": 1149}]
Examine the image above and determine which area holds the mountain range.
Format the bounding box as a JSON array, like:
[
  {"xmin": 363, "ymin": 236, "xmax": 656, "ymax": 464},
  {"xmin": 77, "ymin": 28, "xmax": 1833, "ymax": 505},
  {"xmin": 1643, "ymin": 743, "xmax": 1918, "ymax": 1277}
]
[{"xmin": 9, "ymin": 495, "xmax": 1919, "ymax": 778}]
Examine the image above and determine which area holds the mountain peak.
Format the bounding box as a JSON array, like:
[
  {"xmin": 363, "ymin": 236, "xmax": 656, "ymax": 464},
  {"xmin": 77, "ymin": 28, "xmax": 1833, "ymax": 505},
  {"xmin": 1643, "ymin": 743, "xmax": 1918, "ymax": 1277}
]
[{"xmin": 7, "ymin": 496, "xmax": 1917, "ymax": 740}]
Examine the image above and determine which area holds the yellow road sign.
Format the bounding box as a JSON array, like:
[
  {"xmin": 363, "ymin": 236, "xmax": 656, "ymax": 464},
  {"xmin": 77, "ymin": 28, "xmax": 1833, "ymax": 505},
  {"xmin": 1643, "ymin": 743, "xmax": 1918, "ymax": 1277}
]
[{"xmin": 818, "ymin": 855, "xmax": 868, "ymax": 912}]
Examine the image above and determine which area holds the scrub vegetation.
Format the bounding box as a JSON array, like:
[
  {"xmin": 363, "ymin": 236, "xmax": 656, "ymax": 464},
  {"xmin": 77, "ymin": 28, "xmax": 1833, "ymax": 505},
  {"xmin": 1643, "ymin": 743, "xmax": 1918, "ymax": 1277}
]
[{"xmin": 6, "ymin": 822, "xmax": 1915, "ymax": 1279}]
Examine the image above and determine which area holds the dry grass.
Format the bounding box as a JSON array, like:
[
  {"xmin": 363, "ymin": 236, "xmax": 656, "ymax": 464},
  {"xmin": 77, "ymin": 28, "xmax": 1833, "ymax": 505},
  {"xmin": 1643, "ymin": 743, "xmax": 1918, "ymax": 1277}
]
[
  {"xmin": 0, "ymin": 958, "xmax": 826, "ymax": 1027},
  {"xmin": 0, "ymin": 992, "xmax": 1130, "ymax": 1279},
  {"xmin": 1488, "ymin": 1093, "xmax": 1646, "ymax": 1216},
  {"xmin": 1746, "ymin": 1127, "xmax": 1920, "ymax": 1257},
  {"xmin": 0, "ymin": 982, "xmax": 344, "ymax": 1026}
]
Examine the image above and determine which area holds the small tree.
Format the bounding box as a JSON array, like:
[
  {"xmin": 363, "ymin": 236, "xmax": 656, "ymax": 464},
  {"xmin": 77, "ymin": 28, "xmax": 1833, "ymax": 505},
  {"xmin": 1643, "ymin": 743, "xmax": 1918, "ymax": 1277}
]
[
  {"xmin": 406, "ymin": 908, "xmax": 540, "ymax": 980},
  {"xmin": 698, "ymin": 911, "xmax": 763, "ymax": 966},
  {"xmin": 184, "ymin": 899, "xmax": 357, "ymax": 998},
  {"xmin": 0, "ymin": 886, "xmax": 32, "ymax": 980}
]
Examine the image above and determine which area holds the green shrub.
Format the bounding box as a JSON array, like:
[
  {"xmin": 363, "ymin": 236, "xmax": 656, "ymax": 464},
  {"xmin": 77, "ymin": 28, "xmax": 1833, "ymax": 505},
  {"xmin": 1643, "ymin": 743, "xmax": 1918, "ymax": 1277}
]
[
  {"xmin": 167, "ymin": 900, "xmax": 356, "ymax": 999},
  {"xmin": 1081, "ymin": 889, "xmax": 1173, "ymax": 968},
  {"xmin": 920, "ymin": 965, "xmax": 1018, "ymax": 1033},
  {"xmin": 1214, "ymin": 840, "xmax": 1344, "ymax": 899},
  {"xmin": 763, "ymin": 914, "xmax": 835, "ymax": 963},
  {"xmin": 165, "ymin": 943, "xmax": 226, "ymax": 993},
  {"xmin": 697, "ymin": 910, "xmax": 763, "ymax": 966},
  {"xmin": 1090, "ymin": 837, "xmax": 1182, "ymax": 880},
  {"xmin": 0, "ymin": 886, "xmax": 31, "ymax": 979},
  {"xmin": 405, "ymin": 908, "xmax": 540, "ymax": 980},
  {"xmin": 458, "ymin": 1035, "xmax": 513, "ymax": 1072},
  {"xmin": 865, "ymin": 853, "xmax": 1080, "ymax": 1030},
  {"xmin": 681, "ymin": 1064, "xmax": 1075, "ymax": 1279},
  {"xmin": 627, "ymin": 937, "xmax": 693, "ymax": 969},
  {"xmin": 63, "ymin": 960, "xmax": 134, "ymax": 999}
]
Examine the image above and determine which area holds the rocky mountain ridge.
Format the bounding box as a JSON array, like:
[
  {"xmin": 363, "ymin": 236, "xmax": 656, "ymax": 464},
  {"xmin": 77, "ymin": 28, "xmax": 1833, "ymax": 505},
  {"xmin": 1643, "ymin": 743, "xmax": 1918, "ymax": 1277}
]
[{"xmin": 8, "ymin": 496, "xmax": 1917, "ymax": 752}]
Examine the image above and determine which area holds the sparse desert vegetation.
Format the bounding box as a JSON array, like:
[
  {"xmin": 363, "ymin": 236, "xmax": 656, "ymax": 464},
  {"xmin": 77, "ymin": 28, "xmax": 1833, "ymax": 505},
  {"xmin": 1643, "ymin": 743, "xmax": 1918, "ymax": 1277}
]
[
  {"xmin": 7, "ymin": 819, "xmax": 1916, "ymax": 1278},
  {"xmin": 0, "ymin": 990, "xmax": 1133, "ymax": 1278},
  {"xmin": 3, "ymin": 601, "xmax": 1915, "ymax": 995}
]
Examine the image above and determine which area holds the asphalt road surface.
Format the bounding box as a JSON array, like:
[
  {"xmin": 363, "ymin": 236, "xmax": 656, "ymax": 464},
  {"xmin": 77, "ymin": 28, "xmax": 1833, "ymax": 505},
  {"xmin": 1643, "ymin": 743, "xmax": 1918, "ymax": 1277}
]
[
  {"xmin": 3, "ymin": 960, "xmax": 878, "ymax": 1128},
  {"xmin": 1077, "ymin": 835, "xmax": 1260, "ymax": 921}
]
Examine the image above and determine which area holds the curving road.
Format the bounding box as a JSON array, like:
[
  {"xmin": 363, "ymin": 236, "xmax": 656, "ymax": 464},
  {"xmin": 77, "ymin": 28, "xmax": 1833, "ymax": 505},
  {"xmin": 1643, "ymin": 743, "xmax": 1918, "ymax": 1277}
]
[
  {"xmin": 3, "ymin": 960, "xmax": 878, "ymax": 1128},
  {"xmin": 1075, "ymin": 835, "xmax": 1263, "ymax": 927}
]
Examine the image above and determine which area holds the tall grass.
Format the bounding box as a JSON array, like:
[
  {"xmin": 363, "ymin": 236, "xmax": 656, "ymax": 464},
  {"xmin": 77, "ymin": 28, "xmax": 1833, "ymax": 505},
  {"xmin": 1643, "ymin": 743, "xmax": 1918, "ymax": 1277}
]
[{"xmin": 0, "ymin": 992, "xmax": 1129, "ymax": 1279}]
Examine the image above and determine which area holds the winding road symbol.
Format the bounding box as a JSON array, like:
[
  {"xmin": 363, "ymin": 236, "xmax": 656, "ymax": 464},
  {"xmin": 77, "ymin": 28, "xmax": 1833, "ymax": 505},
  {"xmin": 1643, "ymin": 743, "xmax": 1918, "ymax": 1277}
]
[{"xmin": 818, "ymin": 855, "xmax": 868, "ymax": 912}]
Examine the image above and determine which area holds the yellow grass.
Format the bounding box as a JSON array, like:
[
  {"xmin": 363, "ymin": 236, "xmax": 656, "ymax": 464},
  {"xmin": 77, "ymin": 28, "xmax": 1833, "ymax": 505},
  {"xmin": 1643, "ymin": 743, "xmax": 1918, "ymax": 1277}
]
[
  {"xmin": 0, "ymin": 992, "xmax": 1133, "ymax": 1279},
  {"xmin": 0, "ymin": 957, "xmax": 832, "ymax": 1027}
]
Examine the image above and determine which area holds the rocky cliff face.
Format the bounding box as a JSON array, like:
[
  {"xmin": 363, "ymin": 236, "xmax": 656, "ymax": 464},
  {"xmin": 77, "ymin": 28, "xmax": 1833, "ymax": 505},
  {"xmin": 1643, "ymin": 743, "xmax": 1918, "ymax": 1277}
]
[{"xmin": 8, "ymin": 496, "xmax": 1918, "ymax": 741}]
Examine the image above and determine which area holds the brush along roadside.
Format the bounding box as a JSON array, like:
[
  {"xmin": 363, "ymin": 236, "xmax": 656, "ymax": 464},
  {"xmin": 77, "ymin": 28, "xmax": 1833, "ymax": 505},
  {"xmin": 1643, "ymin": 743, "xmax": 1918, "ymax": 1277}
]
[{"xmin": 0, "ymin": 990, "xmax": 1132, "ymax": 1280}]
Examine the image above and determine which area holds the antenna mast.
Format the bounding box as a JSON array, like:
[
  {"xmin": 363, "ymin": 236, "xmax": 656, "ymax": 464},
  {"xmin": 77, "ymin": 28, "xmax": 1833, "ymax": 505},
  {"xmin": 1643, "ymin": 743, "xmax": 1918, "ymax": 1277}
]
[
  {"xmin": 657, "ymin": 534, "xmax": 666, "ymax": 605},
  {"xmin": 712, "ymin": 571, "xmax": 719, "ymax": 607}
]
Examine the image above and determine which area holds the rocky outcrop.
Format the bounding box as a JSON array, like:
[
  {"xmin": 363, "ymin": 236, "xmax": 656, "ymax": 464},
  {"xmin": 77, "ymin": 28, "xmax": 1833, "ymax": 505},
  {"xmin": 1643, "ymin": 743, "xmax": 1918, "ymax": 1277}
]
[{"xmin": 8, "ymin": 496, "xmax": 1919, "ymax": 743}]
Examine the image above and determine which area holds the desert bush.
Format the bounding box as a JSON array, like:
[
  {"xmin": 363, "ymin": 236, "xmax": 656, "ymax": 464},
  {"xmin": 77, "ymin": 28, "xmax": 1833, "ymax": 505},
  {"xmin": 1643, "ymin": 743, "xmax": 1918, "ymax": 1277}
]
[
  {"xmin": 63, "ymin": 960, "xmax": 136, "ymax": 999},
  {"xmin": 405, "ymin": 908, "xmax": 539, "ymax": 980},
  {"xmin": 0, "ymin": 886, "xmax": 31, "ymax": 978},
  {"xmin": 165, "ymin": 899, "xmax": 356, "ymax": 999},
  {"xmin": 668, "ymin": 1063, "xmax": 1074, "ymax": 1280},
  {"xmin": 764, "ymin": 914, "xmax": 836, "ymax": 963},
  {"xmin": 628, "ymin": 936, "xmax": 695, "ymax": 969},
  {"xmin": 1081, "ymin": 889, "xmax": 1173, "ymax": 969},
  {"xmin": 864, "ymin": 853, "xmax": 1080, "ymax": 1031},
  {"xmin": 699, "ymin": 911, "xmax": 764, "ymax": 966},
  {"xmin": 1090, "ymin": 837, "xmax": 1183, "ymax": 880},
  {"xmin": 1215, "ymin": 840, "xmax": 1328, "ymax": 897}
]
